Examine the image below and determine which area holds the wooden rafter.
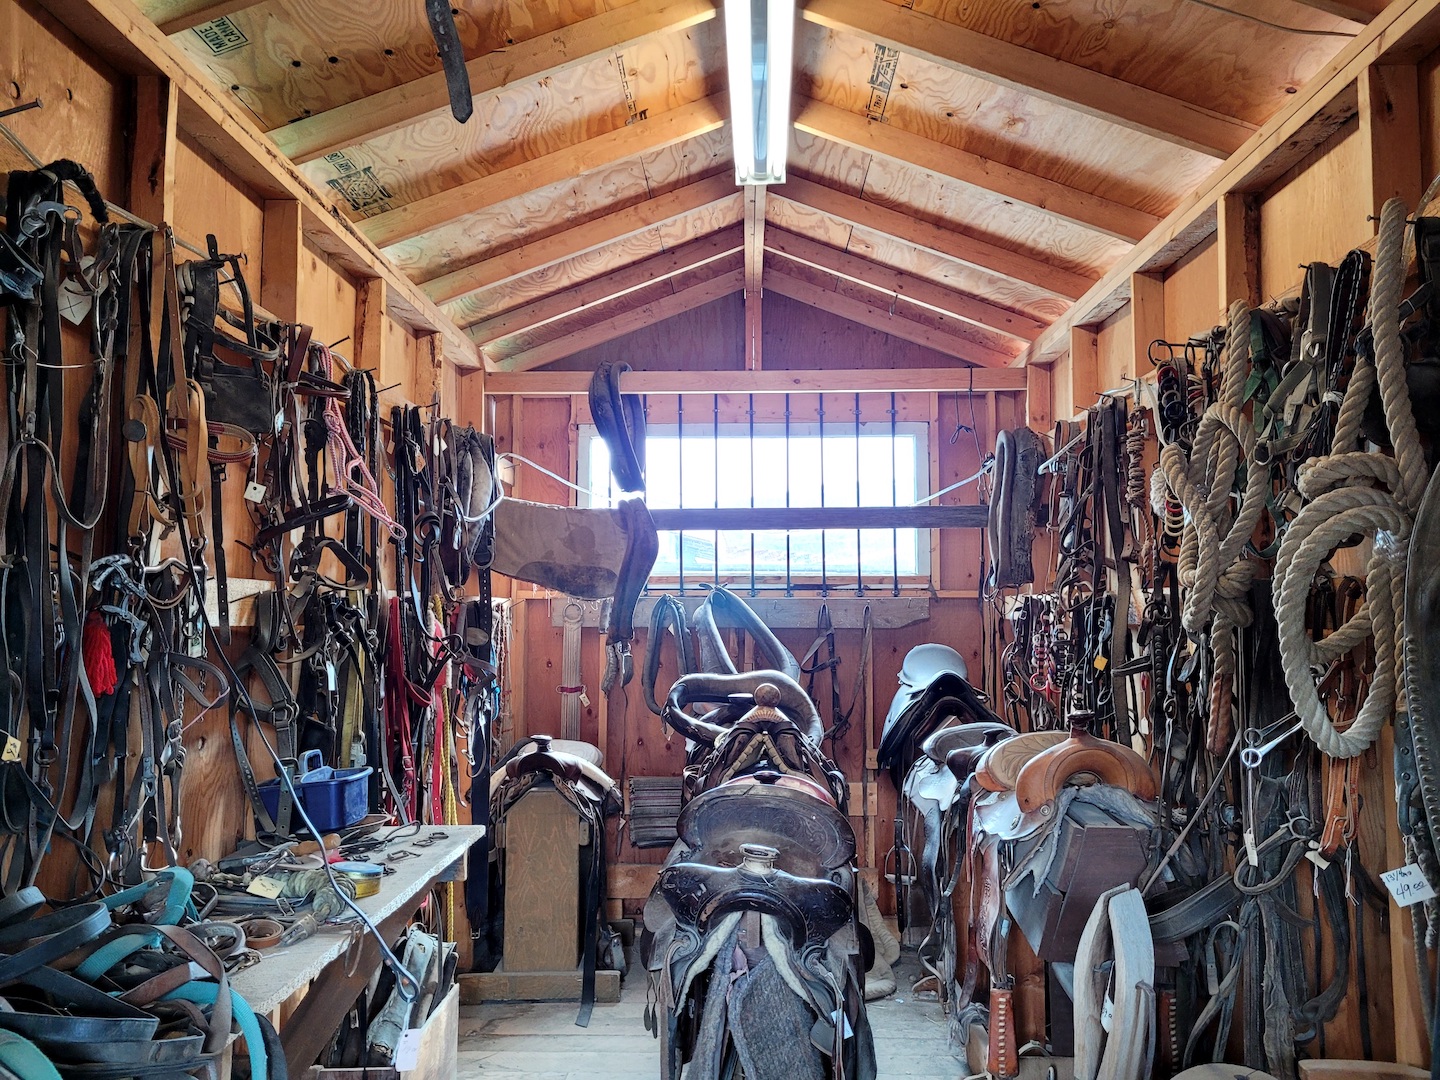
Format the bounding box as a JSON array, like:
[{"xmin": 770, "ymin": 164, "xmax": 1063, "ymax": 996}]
[
  {"xmin": 156, "ymin": 0, "xmax": 257, "ymax": 34},
  {"xmin": 363, "ymin": 96, "xmax": 726, "ymax": 248},
  {"xmin": 744, "ymin": 186, "xmax": 767, "ymax": 369},
  {"xmin": 424, "ymin": 174, "xmax": 739, "ymax": 306},
  {"xmin": 800, "ymin": 0, "xmax": 1252, "ymax": 158},
  {"xmin": 762, "ymin": 268, "xmax": 1017, "ymax": 367},
  {"xmin": 269, "ymin": 0, "xmax": 717, "ymax": 164},
  {"xmin": 794, "ymin": 99, "xmax": 1159, "ymax": 243},
  {"xmin": 492, "ymin": 268, "xmax": 746, "ymax": 372},
  {"xmin": 765, "ymin": 228, "xmax": 1045, "ymax": 342},
  {"xmin": 469, "ymin": 226, "xmax": 743, "ymax": 345},
  {"xmin": 1288, "ymin": 0, "xmax": 1384, "ymax": 22},
  {"xmin": 485, "ymin": 367, "xmax": 1028, "ymax": 394},
  {"xmin": 775, "ymin": 176, "xmax": 1095, "ymax": 300}
]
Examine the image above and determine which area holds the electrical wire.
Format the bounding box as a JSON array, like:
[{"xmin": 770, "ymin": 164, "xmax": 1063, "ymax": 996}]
[{"xmin": 1185, "ymin": 0, "xmax": 1358, "ymax": 37}]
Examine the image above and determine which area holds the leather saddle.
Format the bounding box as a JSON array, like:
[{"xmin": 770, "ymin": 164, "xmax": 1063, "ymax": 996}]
[
  {"xmin": 879, "ymin": 643, "xmax": 1001, "ymax": 787},
  {"xmin": 489, "ymin": 734, "xmax": 622, "ymax": 820}
]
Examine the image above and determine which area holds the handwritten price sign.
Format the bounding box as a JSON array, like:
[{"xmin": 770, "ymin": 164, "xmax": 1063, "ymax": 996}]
[{"xmin": 1381, "ymin": 865, "xmax": 1437, "ymax": 908}]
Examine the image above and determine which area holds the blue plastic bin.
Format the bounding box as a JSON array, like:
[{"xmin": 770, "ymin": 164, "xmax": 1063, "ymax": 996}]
[{"xmin": 257, "ymin": 750, "xmax": 373, "ymax": 833}]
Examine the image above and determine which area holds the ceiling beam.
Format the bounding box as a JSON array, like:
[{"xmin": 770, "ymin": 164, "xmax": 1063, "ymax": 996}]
[
  {"xmin": 1287, "ymin": 0, "xmax": 1384, "ymax": 21},
  {"xmin": 492, "ymin": 267, "xmax": 746, "ymax": 371},
  {"xmin": 744, "ymin": 186, "xmax": 767, "ymax": 369},
  {"xmin": 485, "ymin": 366, "xmax": 1028, "ymax": 394},
  {"xmin": 800, "ymin": 0, "xmax": 1252, "ymax": 159},
  {"xmin": 469, "ymin": 226, "xmax": 743, "ymax": 346},
  {"xmin": 776, "ymin": 176, "xmax": 1094, "ymax": 300},
  {"xmin": 156, "ymin": 0, "xmax": 259, "ymax": 34},
  {"xmin": 765, "ymin": 227, "xmax": 1045, "ymax": 342},
  {"xmin": 763, "ymin": 268, "xmax": 1016, "ymax": 367},
  {"xmin": 269, "ymin": 0, "xmax": 717, "ymax": 164},
  {"xmin": 363, "ymin": 95, "xmax": 726, "ymax": 248},
  {"xmin": 424, "ymin": 173, "xmax": 738, "ymax": 306},
  {"xmin": 795, "ymin": 99, "xmax": 1159, "ymax": 243}
]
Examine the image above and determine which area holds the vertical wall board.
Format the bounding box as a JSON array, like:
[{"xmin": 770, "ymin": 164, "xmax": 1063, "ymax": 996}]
[
  {"xmin": 173, "ymin": 130, "xmax": 264, "ymax": 282},
  {"xmin": 1, "ymin": 0, "xmax": 126, "ymax": 197},
  {"xmin": 1420, "ymin": 43, "xmax": 1440, "ymax": 193},
  {"xmin": 297, "ymin": 238, "xmax": 359, "ymax": 350},
  {"xmin": 1259, "ymin": 117, "xmax": 1370, "ymax": 299},
  {"xmin": 1163, "ymin": 237, "xmax": 1221, "ymax": 344},
  {"xmin": 1095, "ymin": 307, "xmax": 1131, "ymax": 395}
]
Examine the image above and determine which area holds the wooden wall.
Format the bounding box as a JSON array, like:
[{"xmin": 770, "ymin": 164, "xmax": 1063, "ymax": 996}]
[{"xmin": 4, "ymin": 0, "xmax": 472, "ymax": 894}]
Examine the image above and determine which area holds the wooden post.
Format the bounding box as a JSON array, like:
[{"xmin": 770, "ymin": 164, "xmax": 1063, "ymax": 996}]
[
  {"xmin": 353, "ymin": 277, "xmax": 389, "ymax": 386},
  {"xmin": 1128, "ymin": 272, "xmax": 1165, "ymax": 385},
  {"xmin": 1025, "ymin": 363, "xmax": 1053, "ymax": 430},
  {"xmin": 502, "ymin": 786, "xmax": 580, "ymax": 972},
  {"xmin": 1217, "ymin": 192, "xmax": 1260, "ymax": 311},
  {"xmin": 1066, "ymin": 326, "xmax": 1100, "ymax": 418},
  {"xmin": 1360, "ymin": 62, "xmax": 1423, "ymax": 222},
  {"xmin": 260, "ymin": 200, "xmax": 303, "ymax": 323},
  {"xmin": 128, "ymin": 75, "xmax": 175, "ymax": 226}
]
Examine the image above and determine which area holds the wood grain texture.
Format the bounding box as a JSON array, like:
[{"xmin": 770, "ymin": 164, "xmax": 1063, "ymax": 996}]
[{"xmin": 504, "ymin": 786, "xmax": 581, "ymax": 972}]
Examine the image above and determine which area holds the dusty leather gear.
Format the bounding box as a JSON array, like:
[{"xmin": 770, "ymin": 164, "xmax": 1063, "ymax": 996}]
[{"xmin": 987, "ymin": 426, "xmax": 1046, "ymax": 590}]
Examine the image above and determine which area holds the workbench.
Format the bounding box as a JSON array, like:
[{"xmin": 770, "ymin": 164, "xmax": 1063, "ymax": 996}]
[{"xmin": 228, "ymin": 824, "xmax": 486, "ymax": 1075}]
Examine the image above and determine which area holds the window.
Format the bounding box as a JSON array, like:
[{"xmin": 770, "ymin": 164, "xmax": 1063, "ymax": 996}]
[{"xmin": 578, "ymin": 421, "xmax": 929, "ymax": 586}]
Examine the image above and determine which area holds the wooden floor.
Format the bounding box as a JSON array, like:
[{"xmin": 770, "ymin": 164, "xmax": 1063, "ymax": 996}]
[{"xmin": 457, "ymin": 951, "xmax": 960, "ymax": 1078}]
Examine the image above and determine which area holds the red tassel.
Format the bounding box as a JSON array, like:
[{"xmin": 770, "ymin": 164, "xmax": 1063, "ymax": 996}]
[{"xmin": 82, "ymin": 612, "xmax": 118, "ymax": 697}]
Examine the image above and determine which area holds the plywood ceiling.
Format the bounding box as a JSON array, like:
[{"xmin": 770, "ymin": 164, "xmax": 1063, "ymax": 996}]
[{"xmin": 140, "ymin": 0, "xmax": 1375, "ymax": 372}]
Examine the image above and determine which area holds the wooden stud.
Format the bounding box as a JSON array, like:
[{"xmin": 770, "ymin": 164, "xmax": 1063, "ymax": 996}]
[
  {"xmin": 492, "ymin": 268, "xmax": 746, "ymax": 372},
  {"xmin": 766, "ymin": 228, "xmax": 1046, "ymax": 342},
  {"xmin": 362, "ymin": 96, "xmax": 726, "ymax": 248},
  {"xmin": 1217, "ymin": 191, "xmax": 1260, "ymax": 310},
  {"xmin": 353, "ymin": 277, "xmax": 389, "ymax": 384},
  {"xmin": 1025, "ymin": 364, "xmax": 1054, "ymax": 430},
  {"xmin": 484, "ymin": 367, "xmax": 1028, "ymax": 395},
  {"xmin": 1359, "ymin": 62, "xmax": 1424, "ymax": 223},
  {"xmin": 744, "ymin": 185, "xmax": 767, "ymax": 371},
  {"xmin": 270, "ymin": 0, "xmax": 718, "ymax": 164},
  {"xmin": 762, "ymin": 268, "xmax": 1017, "ymax": 367},
  {"xmin": 1066, "ymin": 326, "xmax": 1100, "ymax": 419},
  {"xmin": 1020, "ymin": 0, "xmax": 1440, "ymax": 368},
  {"xmin": 468, "ymin": 227, "xmax": 743, "ymax": 345},
  {"xmin": 128, "ymin": 74, "xmax": 176, "ymax": 226},
  {"xmin": 260, "ymin": 199, "xmax": 303, "ymax": 323},
  {"xmin": 776, "ymin": 178, "xmax": 1094, "ymax": 300},
  {"xmin": 800, "ymin": 0, "xmax": 1251, "ymax": 158},
  {"xmin": 422, "ymin": 174, "xmax": 738, "ymax": 305},
  {"xmin": 1129, "ymin": 272, "xmax": 1166, "ymax": 385},
  {"xmin": 794, "ymin": 99, "xmax": 1160, "ymax": 243}
]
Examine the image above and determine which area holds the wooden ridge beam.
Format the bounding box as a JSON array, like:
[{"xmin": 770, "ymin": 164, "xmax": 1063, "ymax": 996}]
[
  {"xmin": 744, "ymin": 185, "xmax": 767, "ymax": 369},
  {"xmin": 764, "ymin": 227, "xmax": 1045, "ymax": 342},
  {"xmin": 775, "ymin": 177, "xmax": 1094, "ymax": 300},
  {"xmin": 800, "ymin": 0, "xmax": 1252, "ymax": 158},
  {"xmin": 1020, "ymin": 0, "xmax": 1440, "ymax": 368},
  {"xmin": 794, "ymin": 98, "xmax": 1160, "ymax": 243},
  {"xmin": 762, "ymin": 267, "xmax": 1016, "ymax": 367},
  {"xmin": 424, "ymin": 173, "xmax": 739, "ymax": 306},
  {"xmin": 484, "ymin": 366, "xmax": 1028, "ymax": 394},
  {"xmin": 364, "ymin": 95, "xmax": 726, "ymax": 248},
  {"xmin": 468, "ymin": 226, "xmax": 743, "ymax": 345},
  {"xmin": 269, "ymin": 0, "xmax": 717, "ymax": 164},
  {"xmin": 491, "ymin": 267, "xmax": 745, "ymax": 371},
  {"xmin": 34, "ymin": 0, "xmax": 481, "ymax": 368}
]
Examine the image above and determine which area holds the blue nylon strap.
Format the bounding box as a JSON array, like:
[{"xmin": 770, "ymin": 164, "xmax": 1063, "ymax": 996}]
[
  {"xmin": 77, "ymin": 868, "xmax": 195, "ymax": 981},
  {"xmin": 162, "ymin": 982, "xmax": 267, "ymax": 1080}
]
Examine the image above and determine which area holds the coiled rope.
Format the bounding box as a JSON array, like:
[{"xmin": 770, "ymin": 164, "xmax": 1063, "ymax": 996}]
[{"xmin": 1273, "ymin": 197, "xmax": 1426, "ymax": 758}]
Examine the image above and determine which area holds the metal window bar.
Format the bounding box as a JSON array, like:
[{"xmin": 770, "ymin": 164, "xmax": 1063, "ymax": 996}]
[
  {"xmin": 748, "ymin": 393, "xmax": 757, "ymax": 597},
  {"xmin": 854, "ymin": 392, "xmax": 862, "ymax": 597},
  {"xmin": 784, "ymin": 393, "xmax": 792, "ymax": 596},
  {"xmin": 713, "ymin": 393, "xmax": 720, "ymax": 589},
  {"xmin": 891, "ymin": 392, "xmax": 900, "ymax": 597},
  {"xmin": 677, "ymin": 394, "xmax": 685, "ymax": 594},
  {"xmin": 818, "ymin": 393, "xmax": 828, "ymax": 596}
]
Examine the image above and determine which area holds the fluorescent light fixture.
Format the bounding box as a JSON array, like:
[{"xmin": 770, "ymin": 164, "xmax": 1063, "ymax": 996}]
[{"xmin": 725, "ymin": 0, "xmax": 794, "ymax": 185}]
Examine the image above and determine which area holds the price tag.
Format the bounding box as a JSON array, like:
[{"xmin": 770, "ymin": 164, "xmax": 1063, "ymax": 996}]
[
  {"xmin": 243, "ymin": 481, "xmax": 268, "ymax": 504},
  {"xmin": 579, "ymin": 689, "xmax": 591, "ymax": 708},
  {"xmin": 1243, "ymin": 829, "xmax": 1259, "ymax": 868},
  {"xmin": 1, "ymin": 737, "xmax": 20, "ymax": 763},
  {"xmin": 1304, "ymin": 843, "xmax": 1330, "ymax": 871},
  {"xmin": 1100, "ymin": 995, "xmax": 1114, "ymax": 1033},
  {"xmin": 392, "ymin": 1028, "xmax": 423, "ymax": 1072},
  {"xmin": 58, "ymin": 257, "xmax": 95, "ymax": 325},
  {"xmin": 1381, "ymin": 864, "xmax": 1437, "ymax": 908},
  {"xmin": 1093, "ymin": 655, "xmax": 1108, "ymax": 672},
  {"xmin": 246, "ymin": 875, "xmax": 284, "ymax": 899},
  {"xmin": 829, "ymin": 1008, "xmax": 853, "ymax": 1040}
]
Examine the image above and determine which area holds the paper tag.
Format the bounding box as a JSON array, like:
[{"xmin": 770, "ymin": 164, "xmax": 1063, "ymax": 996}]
[
  {"xmin": 1305, "ymin": 843, "xmax": 1331, "ymax": 871},
  {"xmin": 392, "ymin": 1028, "xmax": 423, "ymax": 1072},
  {"xmin": 579, "ymin": 690, "xmax": 591, "ymax": 708},
  {"xmin": 1, "ymin": 736, "xmax": 20, "ymax": 763},
  {"xmin": 830, "ymin": 1008, "xmax": 853, "ymax": 1040},
  {"xmin": 246, "ymin": 875, "xmax": 284, "ymax": 899},
  {"xmin": 1243, "ymin": 829, "xmax": 1259, "ymax": 867},
  {"xmin": 1100, "ymin": 995, "xmax": 1114, "ymax": 1033},
  {"xmin": 1093, "ymin": 655, "xmax": 1108, "ymax": 671},
  {"xmin": 57, "ymin": 257, "xmax": 95, "ymax": 325},
  {"xmin": 1381, "ymin": 864, "xmax": 1437, "ymax": 908},
  {"xmin": 243, "ymin": 481, "xmax": 269, "ymax": 504}
]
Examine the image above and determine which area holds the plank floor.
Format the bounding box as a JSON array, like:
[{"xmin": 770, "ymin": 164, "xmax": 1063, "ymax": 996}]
[{"xmin": 457, "ymin": 950, "xmax": 963, "ymax": 1078}]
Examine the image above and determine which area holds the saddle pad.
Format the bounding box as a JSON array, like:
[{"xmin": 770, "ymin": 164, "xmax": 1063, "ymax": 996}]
[
  {"xmin": 489, "ymin": 499, "xmax": 630, "ymax": 598},
  {"xmin": 628, "ymin": 776, "xmax": 684, "ymax": 848}
]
